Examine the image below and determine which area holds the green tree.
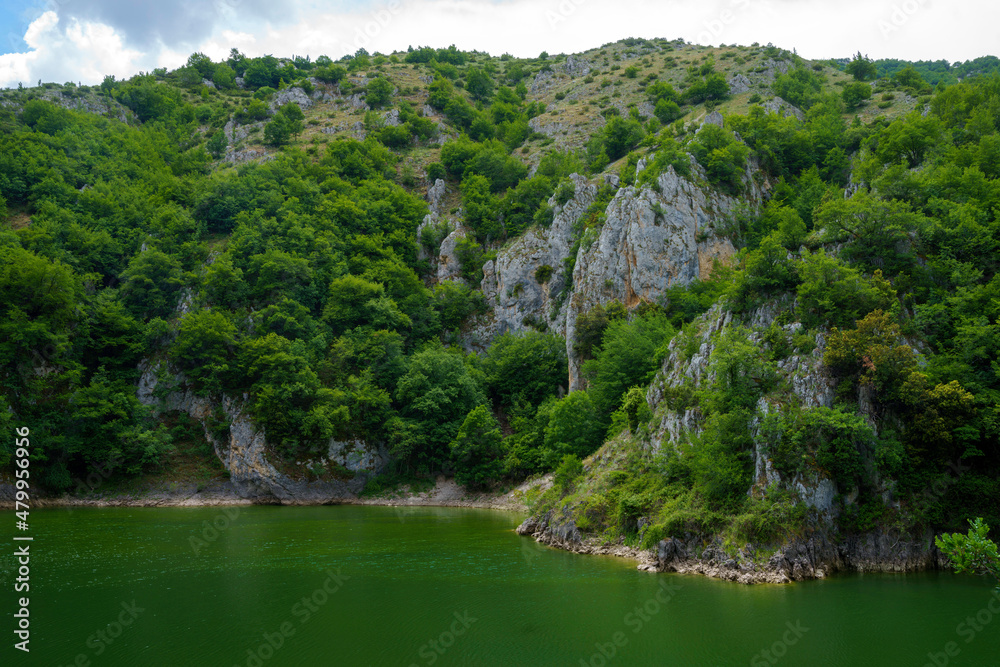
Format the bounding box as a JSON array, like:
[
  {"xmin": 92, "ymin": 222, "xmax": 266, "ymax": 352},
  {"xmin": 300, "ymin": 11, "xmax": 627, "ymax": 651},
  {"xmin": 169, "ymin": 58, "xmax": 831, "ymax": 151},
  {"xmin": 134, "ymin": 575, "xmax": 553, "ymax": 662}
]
[
  {"xmin": 461, "ymin": 173, "xmax": 500, "ymax": 241},
  {"xmin": 366, "ymin": 77, "xmax": 394, "ymax": 108},
  {"xmin": 119, "ymin": 250, "xmax": 184, "ymax": 319},
  {"xmin": 582, "ymin": 314, "xmax": 674, "ymax": 420},
  {"xmin": 842, "ymin": 82, "xmax": 872, "ymax": 109},
  {"xmin": 172, "ymin": 309, "xmax": 237, "ymax": 392},
  {"xmin": 0, "ymin": 246, "xmax": 81, "ymax": 367},
  {"xmin": 212, "ymin": 63, "xmax": 237, "ymax": 90},
  {"xmin": 264, "ymin": 103, "xmax": 305, "ymax": 146},
  {"xmin": 601, "ymin": 115, "xmax": 645, "ymax": 161},
  {"xmin": 654, "ymin": 98, "xmax": 682, "ymax": 124},
  {"xmin": 544, "ymin": 391, "xmax": 603, "ymax": 463},
  {"xmin": 465, "ymin": 67, "xmax": 495, "ymax": 102},
  {"xmin": 936, "ymin": 518, "xmax": 1000, "ymax": 589},
  {"xmin": 846, "ymin": 52, "xmax": 878, "ymax": 81},
  {"xmin": 482, "ymin": 331, "xmax": 567, "ymax": 409},
  {"xmin": 206, "ymin": 130, "xmax": 228, "ymax": 159},
  {"xmin": 392, "ymin": 344, "xmax": 485, "ymax": 472},
  {"xmin": 314, "ymin": 65, "xmax": 346, "ymax": 84},
  {"xmin": 449, "ymin": 405, "xmax": 503, "ymax": 489}
]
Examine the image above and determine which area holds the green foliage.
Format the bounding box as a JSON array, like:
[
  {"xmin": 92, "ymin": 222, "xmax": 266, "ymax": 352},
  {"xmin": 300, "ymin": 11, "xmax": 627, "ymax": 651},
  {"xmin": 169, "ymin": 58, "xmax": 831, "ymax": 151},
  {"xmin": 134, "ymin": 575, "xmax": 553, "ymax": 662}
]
[
  {"xmin": 654, "ymin": 98, "xmax": 682, "ymax": 124},
  {"xmin": 4, "ymin": 46, "xmax": 1000, "ymax": 522},
  {"xmin": 935, "ymin": 518, "xmax": 1000, "ymax": 587},
  {"xmin": 814, "ymin": 190, "xmax": 926, "ymax": 273},
  {"xmin": 454, "ymin": 235, "xmax": 488, "ymax": 284},
  {"xmin": 687, "ymin": 124, "xmax": 749, "ymax": 191},
  {"xmin": 449, "ymin": 404, "xmax": 503, "ymax": 490},
  {"xmin": 482, "ymin": 331, "xmax": 566, "ymax": 410},
  {"xmin": 842, "ymin": 82, "xmax": 872, "ymax": 109},
  {"xmin": 465, "ymin": 67, "xmax": 495, "ymax": 102},
  {"xmin": 313, "ymin": 64, "xmax": 346, "ymax": 84},
  {"xmin": 582, "ymin": 313, "xmax": 674, "ymax": 421},
  {"xmin": 264, "ymin": 103, "xmax": 305, "ymax": 146},
  {"xmin": 762, "ymin": 406, "xmax": 873, "ymax": 490},
  {"xmin": 460, "ymin": 173, "xmax": 500, "ymax": 241},
  {"xmin": 611, "ymin": 386, "xmax": 653, "ymax": 434},
  {"xmin": 772, "ymin": 66, "xmax": 825, "ymax": 109},
  {"xmin": 172, "ymin": 309, "xmax": 237, "ymax": 393},
  {"xmin": 554, "ymin": 179, "xmax": 576, "ymax": 206},
  {"xmin": 554, "ymin": 454, "xmax": 584, "ymax": 493},
  {"xmin": 636, "ymin": 137, "xmax": 691, "ymax": 186},
  {"xmin": 728, "ymin": 233, "xmax": 800, "ymax": 310},
  {"xmin": 206, "ymin": 130, "xmax": 228, "ymax": 159},
  {"xmin": 846, "ymin": 52, "xmax": 878, "ymax": 81},
  {"xmin": 534, "ymin": 265, "xmax": 553, "ymax": 283},
  {"xmin": 234, "ymin": 98, "xmax": 269, "ymax": 124},
  {"xmin": 544, "ymin": 392, "xmax": 604, "ymax": 463},
  {"xmin": 593, "ymin": 115, "xmax": 646, "ymax": 163},
  {"xmin": 795, "ymin": 251, "xmax": 895, "ymax": 328},
  {"xmin": 573, "ymin": 301, "xmax": 627, "ymax": 361},
  {"xmin": 119, "ymin": 250, "xmax": 184, "ymax": 319},
  {"xmin": 365, "ymin": 77, "xmax": 394, "ymax": 108},
  {"xmin": 391, "ymin": 344, "xmax": 485, "ymax": 473},
  {"xmin": 824, "ymin": 310, "xmax": 917, "ymax": 399},
  {"xmin": 685, "ymin": 72, "xmax": 728, "ymax": 104}
]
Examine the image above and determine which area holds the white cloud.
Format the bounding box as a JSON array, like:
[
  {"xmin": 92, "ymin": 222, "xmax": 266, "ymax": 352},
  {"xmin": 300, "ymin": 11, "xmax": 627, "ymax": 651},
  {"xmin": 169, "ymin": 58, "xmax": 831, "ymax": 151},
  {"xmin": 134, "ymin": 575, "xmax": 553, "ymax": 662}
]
[
  {"xmin": 1, "ymin": 0, "xmax": 998, "ymax": 89},
  {"xmin": 1, "ymin": 11, "xmax": 145, "ymax": 88}
]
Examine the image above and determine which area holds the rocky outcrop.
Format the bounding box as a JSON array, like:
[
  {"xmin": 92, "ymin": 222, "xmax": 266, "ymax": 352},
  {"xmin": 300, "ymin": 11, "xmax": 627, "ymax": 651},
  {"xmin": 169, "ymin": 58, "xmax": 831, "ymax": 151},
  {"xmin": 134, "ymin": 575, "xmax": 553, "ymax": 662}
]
[
  {"xmin": 467, "ymin": 154, "xmax": 755, "ymax": 375},
  {"xmin": 383, "ymin": 108, "xmax": 401, "ymax": 127},
  {"xmin": 531, "ymin": 69, "xmax": 557, "ymax": 94},
  {"xmin": 513, "ymin": 294, "xmax": 948, "ymax": 584},
  {"xmin": 435, "ymin": 224, "xmax": 471, "ymax": 283},
  {"xmin": 700, "ymin": 110, "xmax": 724, "ymax": 129},
  {"xmin": 652, "ymin": 531, "xmax": 947, "ymax": 584},
  {"xmin": 646, "ymin": 302, "xmax": 840, "ymax": 513},
  {"xmin": 270, "ymin": 86, "xmax": 313, "ymax": 110},
  {"xmin": 564, "ymin": 165, "xmax": 746, "ymax": 389},
  {"xmin": 527, "ymin": 116, "xmax": 565, "ymax": 137},
  {"xmin": 562, "ymin": 55, "xmax": 591, "ymax": 77},
  {"xmin": 427, "ymin": 178, "xmax": 446, "ymax": 216},
  {"xmin": 0, "ymin": 90, "xmax": 131, "ymax": 124},
  {"xmin": 137, "ymin": 362, "xmax": 375, "ymax": 504},
  {"xmin": 728, "ymin": 73, "xmax": 752, "ymax": 95},
  {"xmin": 477, "ymin": 174, "xmax": 597, "ymax": 343},
  {"xmin": 763, "ymin": 96, "xmax": 805, "ymax": 121}
]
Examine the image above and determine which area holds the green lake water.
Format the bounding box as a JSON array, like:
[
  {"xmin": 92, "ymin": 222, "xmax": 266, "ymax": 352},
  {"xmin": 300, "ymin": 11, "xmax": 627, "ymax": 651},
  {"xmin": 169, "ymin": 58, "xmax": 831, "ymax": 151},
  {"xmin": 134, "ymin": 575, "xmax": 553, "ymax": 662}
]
[{"xmin": 2, "ymin": 505, "xmax": 998, "ymax": 666}]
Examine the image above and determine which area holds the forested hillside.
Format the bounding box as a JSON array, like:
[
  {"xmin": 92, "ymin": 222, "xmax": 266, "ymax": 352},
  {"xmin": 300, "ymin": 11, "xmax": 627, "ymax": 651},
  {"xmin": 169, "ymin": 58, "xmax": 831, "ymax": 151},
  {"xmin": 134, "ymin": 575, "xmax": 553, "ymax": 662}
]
[{"xmin": 0, "ymin": 40, "xmax": 996, "ymax": 555}]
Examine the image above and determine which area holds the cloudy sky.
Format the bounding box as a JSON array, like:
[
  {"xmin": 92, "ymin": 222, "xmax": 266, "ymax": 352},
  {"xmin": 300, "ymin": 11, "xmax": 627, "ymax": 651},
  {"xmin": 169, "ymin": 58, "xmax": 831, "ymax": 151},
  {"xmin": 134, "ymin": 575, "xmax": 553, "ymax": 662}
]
[{"xmin": 0, "ymin": 0, "xmax": 995, "ymax": 88}]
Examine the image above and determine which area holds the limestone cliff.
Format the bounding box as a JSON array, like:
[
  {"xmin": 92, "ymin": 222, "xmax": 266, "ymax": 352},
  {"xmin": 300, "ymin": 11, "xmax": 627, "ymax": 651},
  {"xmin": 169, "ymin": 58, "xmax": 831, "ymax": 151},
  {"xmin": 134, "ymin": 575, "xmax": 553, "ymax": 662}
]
[
  {"xmin": 137, "ymin": 361, "xmax": 386, "ymax": 504},
  {"xmin": 469, "ymin": 157, "xmax": 755, "ymax": 384},
  {"xmin": 517, "ymin": 303, "xmax": 948, "ymax": 583}
]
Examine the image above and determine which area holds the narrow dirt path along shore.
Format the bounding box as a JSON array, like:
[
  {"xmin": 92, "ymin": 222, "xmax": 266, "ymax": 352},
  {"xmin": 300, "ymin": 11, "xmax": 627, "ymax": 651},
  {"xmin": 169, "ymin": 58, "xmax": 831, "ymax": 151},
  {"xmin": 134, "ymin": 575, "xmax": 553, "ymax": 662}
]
[{"xmin": 0, "ymin": 475, "xmax": 550, "ymax": 512}]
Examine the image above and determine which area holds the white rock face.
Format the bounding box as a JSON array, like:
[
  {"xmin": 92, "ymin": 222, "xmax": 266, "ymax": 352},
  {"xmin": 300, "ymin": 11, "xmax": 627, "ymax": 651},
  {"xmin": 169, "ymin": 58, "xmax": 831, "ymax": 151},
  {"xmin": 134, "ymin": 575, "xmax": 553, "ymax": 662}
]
[
  {"xmin": 436, "ymin": 225, "xmax": 472, "ymax": 284},
  {"xmin": 728, "ymin": 73, "xmax": 752, "ymax": 95},
  {"xmin": 477, "ymin": 174, "xmax": 596, "ymax": 344},
  {"xmin": 270, "ymin": 86, "xmax": 313, "ymax": 110},
  {"xmin": 137, "ymin": 362, "xmax": 374, "ymax": 503},
  {"xmin": 563, "ymin": 165, "xmax": 745, "ymax": 389},
  {"xmin": 465, "ymin": 159, "xmax": 759, "ymax": 375},
  {"xmin": 763, "ymin": 96, "xmax": 805, "ymax": 121},
  {"xmin": 427, "ymin": 178, "xmax": 446, "ymax": 216},
  {"xmin": 643, "ymin": 302, "xmax": 841, "ymax": 517}
]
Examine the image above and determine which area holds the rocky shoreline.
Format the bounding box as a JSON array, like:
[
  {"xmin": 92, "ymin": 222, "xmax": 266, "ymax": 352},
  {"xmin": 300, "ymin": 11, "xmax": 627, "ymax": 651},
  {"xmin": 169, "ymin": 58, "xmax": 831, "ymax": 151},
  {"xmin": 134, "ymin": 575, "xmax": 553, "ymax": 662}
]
[{"xmin": 516, "ymin": 511, "xmax": 950, "ymax": 584}]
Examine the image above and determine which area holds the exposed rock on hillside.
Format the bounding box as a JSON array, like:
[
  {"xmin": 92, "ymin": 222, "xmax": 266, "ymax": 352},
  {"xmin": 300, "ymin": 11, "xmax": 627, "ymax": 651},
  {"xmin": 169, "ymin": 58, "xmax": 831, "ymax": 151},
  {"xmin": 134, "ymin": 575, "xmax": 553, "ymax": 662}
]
[
  {"xmin": 137, "ymin": 362, "xmax": 383, "ymax": 503},
  {"xmin": 270, "ymin": 86, "xmax": 313, "ymax": 110},
  {"xmin": 563, "ymin": 164, "xmax": 751, "ymax": 389},
  {"xmin": 475, "ymin": 174, "xmax": 597, "ymax": 346}
]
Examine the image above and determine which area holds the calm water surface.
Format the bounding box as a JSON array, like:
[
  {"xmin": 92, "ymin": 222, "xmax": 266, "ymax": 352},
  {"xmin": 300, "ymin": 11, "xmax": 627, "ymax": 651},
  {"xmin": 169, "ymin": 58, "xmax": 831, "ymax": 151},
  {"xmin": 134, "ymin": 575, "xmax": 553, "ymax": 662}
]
[{"xmin": 2, "ymin": 505, "xmax": 998, "ymax": 666}]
